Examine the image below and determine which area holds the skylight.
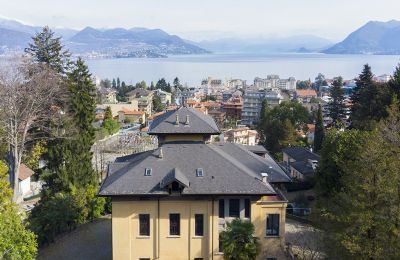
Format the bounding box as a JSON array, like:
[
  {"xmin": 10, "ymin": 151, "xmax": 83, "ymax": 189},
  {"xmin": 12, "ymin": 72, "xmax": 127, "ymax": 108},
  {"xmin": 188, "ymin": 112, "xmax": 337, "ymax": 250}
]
[
  {"xmin": 144, "ymin": 168, "xmax": 152, "ymax": 176},
  {"xmin": 196, "ymin": 168, "xmax": 204, "ymax": 177}
]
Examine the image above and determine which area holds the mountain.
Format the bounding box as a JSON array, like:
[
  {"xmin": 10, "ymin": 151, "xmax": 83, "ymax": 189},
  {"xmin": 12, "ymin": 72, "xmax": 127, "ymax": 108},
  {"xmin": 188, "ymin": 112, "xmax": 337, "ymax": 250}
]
[
  {"xmin": 0, "ymin": 18, "xmax": 207, "ymax": 58},
  {"xmin": 196, "ymin": 35, "xmax": 333, "ymax": 53},
  {"xmin": 67, "ymin": 27, "xmax": 207, "ymax": 57},
  {"xmin": 0, "ymin": 27, "xmax": 31, "ymax": 48},
  {"xmin": 323, "ymin": 20, "xmax": 400, "ymax": 54}
]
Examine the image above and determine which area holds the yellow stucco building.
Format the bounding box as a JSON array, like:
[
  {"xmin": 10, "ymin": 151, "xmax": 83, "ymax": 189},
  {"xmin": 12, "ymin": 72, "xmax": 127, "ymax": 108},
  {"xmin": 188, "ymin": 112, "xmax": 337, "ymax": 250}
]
[{"xmin": 99, "ymin": 107, "xmax": 290, "ymax": 260}]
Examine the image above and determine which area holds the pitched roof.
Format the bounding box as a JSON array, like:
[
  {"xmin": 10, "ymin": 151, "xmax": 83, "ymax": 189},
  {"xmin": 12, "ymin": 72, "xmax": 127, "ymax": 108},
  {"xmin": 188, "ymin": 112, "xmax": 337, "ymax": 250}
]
[
  {"xmin": 296, "ymin": 89, "xmax": 317, "ymax": 97},
  {"xmin": 162, "ymin": 168, "xmax": 190, "ymax": 188},
  {"xmin": 19, "ymin": 163, "xmax": 33, "ymax": 181},
  {"xmin": 119, "ymin": 107, "xmax": 145, "ymax": 115},
  {"xmin": 98, "ymin": 142, "xmax": 289, "ymax": 197},
  {"xmin": 291, "ymin": 161, "xmax": 315, "ymax": 176},
  {"xmin": 282, "ymin": 147, "xmax": 320, "ymax": 162},
  {"xmin": 238, "ymin": 144, "xmax": 268, "ymax": 154},
  {"xmin": 148, "ymin": 107, "xmax": 220, "ymax": 135}
]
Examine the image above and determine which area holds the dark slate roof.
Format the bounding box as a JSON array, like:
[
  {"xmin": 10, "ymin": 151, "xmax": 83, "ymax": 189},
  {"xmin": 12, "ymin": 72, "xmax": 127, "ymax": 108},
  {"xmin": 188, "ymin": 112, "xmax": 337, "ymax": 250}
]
[
  {"xmin": 291, "ymin": 161, "xmax": 315, "ymax": 176},
  {"xmin": 238, "ymin": 144, "xmax": 268, "ymax": 154},
  {"xmin": 212, "ymin": 143, "xmax": 291, "ymax": 183},
  {"xmin": 162, "ymin": 168, "xmax": 190, "ymax": 188},
  {"xmin": 98, "ymin": 142, "xmax": 285, "ymax": 196},
  {"xmin": 282, "ymin": 147, "xmax": 320, "ymax": 162},
  {"xmin": 148, "ymin": 107, "xmax": 220, "ymax": 135}
]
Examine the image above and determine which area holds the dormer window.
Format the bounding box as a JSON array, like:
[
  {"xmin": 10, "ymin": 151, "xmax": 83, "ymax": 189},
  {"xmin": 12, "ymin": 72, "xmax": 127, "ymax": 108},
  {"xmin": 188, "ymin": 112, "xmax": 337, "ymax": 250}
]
[
  {"xmin": 144, "ymin": 168, "xmax": 152, "ymax": 176},
  {"xmin": 196, "ymin": 168, "xmax": 204, "ymax": 177}
]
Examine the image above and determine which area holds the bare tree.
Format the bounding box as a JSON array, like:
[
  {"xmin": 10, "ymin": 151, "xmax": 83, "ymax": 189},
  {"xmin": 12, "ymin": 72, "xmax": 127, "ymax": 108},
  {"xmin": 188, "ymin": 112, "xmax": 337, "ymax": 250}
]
[{"xmin": 0, "ymin": 57, "xmax": 62, "ymax": 201}]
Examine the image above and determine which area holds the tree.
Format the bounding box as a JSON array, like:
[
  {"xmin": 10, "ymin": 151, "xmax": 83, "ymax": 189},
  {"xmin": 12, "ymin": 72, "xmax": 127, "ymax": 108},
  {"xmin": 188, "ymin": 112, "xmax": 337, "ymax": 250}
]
[
  {"xmin": 173, "ymin": 77, "xmax": 181, "ymax": 91},
  {"xmin": 0, "ymin": 161, "xmax": 37, "ymax": 259},
  {"xmin": 0, "ymin": 58, "xmax": 61, "ymax": 201},
  {"xmin": 259, "ymin": 101, "xmax": 311, "ymax": 157},
  {"xmin": 220, "ymin": 218, "xmax": 260, "ymax": 260},
  {"xmin": 314, "ymin": 73, "xmax": 327, "ymax": 91},
  {"xmin": 314, "ymin": 103, "xmax": 400, "ymax": 258},
  {"xmin": 389, "ymin": 63, "xmax": 400, "ymax": 99},
  {"xmin": 112, "ymin": 78, "xmax": 116, "ymax": 89},
  {"xmin": 313, "ymin": 104, "xmax": 324, "ymax": 153},
  {"xmin": 25, "ymin": 26, "xmax": 71, "ymax": 74},
  {"xmin": 153, "ymin": 95, "xmax": 165, "ymax": 112},
  {"xmin": 102, "ymin": 107, "xmax": 120, "ymax": 135},
  {"xmin": 100, "ymin": 79, "xmax": 111, "ymax": 88},
  {"xmin": 117, "ymin": 77, "xmax": 121, "ymax": 88},
  {"xmin": 351, "ymin": 64, "xmax": 391, "ymax": 129},
  {"xmin": 328, "ymin": 76, "xmax": 346, "ymax": 128},
  {"xmin": 29, "ymin": 58, "xmax": 105, "ymax": 244},
  {"xmin": 297, "ymin": 80, "xmax": 312, "ymax": 90}
]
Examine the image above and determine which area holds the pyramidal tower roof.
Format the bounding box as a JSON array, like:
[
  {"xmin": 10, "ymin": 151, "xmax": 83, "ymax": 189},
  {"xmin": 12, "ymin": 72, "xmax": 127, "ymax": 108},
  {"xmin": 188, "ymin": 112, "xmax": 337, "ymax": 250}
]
[{"xmin": 148, "ymin": 107, "xmax": 220, "ymax": 135}]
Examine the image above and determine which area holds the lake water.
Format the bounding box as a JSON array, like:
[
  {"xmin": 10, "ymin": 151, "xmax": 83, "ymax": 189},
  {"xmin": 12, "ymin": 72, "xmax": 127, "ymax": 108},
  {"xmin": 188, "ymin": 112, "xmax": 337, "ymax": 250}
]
[{"xmin": 85, "ymin": 53, "xmax": 400, "ymax": 86}]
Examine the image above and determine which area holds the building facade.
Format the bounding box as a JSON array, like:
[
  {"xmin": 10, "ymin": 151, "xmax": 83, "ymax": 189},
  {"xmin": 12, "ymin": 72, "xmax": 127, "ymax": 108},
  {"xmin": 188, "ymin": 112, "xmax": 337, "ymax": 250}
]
[{"xmin": 99, "ymin": 107, "xmax": 290, "ymax": 260}]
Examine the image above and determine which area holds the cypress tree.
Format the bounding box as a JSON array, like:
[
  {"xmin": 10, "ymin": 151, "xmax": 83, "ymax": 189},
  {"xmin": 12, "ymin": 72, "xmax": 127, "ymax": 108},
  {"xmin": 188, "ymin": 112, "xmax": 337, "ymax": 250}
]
[
  {"xmin": 313, "ymin": 104, "xmax": 324, "ymax": 153},
  {"xmin": 328, "ymin": 76, "xmax": 346, "ymax": 128}
]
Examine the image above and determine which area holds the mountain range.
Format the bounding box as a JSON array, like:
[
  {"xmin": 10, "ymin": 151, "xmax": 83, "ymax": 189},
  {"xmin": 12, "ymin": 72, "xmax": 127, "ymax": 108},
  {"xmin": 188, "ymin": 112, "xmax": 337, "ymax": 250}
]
[
  {"xmin": 323, "ymin": 20, "xmax": 400, "ymax": 54},
  {"xmin": 1, "ymin": 18, "xmax": 400, "ymax": 57},
  {"xmin": 0, "ymin": 18, "xmax": 207, "ymax": 57}
]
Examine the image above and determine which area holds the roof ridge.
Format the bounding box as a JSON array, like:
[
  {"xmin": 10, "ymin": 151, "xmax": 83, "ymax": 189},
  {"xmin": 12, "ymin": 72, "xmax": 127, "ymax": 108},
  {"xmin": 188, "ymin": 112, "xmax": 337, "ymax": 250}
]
[
  {"xmin": 186, "ymin": 108, "xmax": 220, "ymax": 132},
  {"xmin": 208, "ymin": 143, "xmax": 276, "ymax": 193},
  {"xmin": 233, "ymin": 143, "xmax": 291, "ymax": 182}
]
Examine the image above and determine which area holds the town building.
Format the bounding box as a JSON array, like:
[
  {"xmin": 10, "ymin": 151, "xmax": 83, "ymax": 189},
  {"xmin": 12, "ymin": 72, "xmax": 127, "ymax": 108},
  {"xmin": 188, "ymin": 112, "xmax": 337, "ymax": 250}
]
[
  {"xmin": 222, "ymin": 97, "xmax": 243, "ymax": 119},
  {"xmin": 18, "ymin": 163, "xmax": 34, "ymax": 197},
  {"xmin": 207, "ymin": 110, "xmax": 226, "ymax": 129},
  {"xmin": 126, "ymin": 88, "xmax": 154, "ymax": 115},
  {"xmin": 241, "ymin": 89, "xmax": 284, "ymax": 126},
  {"xmin": 295, "ymin": 89, "xmax": 317, "ymax": 104},
  {"xmin": 96, "ymin": 102, "xmax": 139, "ymax": 120},
  {"xmin": 97, "ymin": 87, "xmax": 117, "ymax": 104},
  {"xmin": 98, "ymin": 107, "xmax": 290, "ymax": 260},
  {"xmin": 117, "ymin": 107, "xmax": 146, "ymax": 124},
  {"xmin": 155, "ymin": 89, "xmax": 172, "ymax": 105},
  {"xmin": 282, "ymin": 147, "xmax": 320, "ymax": 181},
  {"xmin": 223, "ymin": 127, "xmax": 258, "ymax": 145}
]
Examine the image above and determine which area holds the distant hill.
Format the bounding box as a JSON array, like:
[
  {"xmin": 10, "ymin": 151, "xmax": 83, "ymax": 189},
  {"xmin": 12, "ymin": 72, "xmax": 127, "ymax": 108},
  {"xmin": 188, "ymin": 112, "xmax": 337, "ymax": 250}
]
[
  {"xmin": 0, "ymin": 18, "xmax": 207, "ymax": 58},
  {"xmin": 67, "ymin": 27, "xmax": 207, "ymax": 57},
  {"xmin": 196, "ymin": 35, "xmax": 333, "ymax": 53},
  {"xmin": 323, "ymin": 20, "xmax": 400, "ymax": 54}
]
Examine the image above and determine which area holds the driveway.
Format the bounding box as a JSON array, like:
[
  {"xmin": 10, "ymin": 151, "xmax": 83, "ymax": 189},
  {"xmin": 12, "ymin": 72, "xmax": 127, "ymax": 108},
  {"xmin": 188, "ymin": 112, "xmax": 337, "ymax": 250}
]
[{"xmin": 38, "ymin": 216, "xmax": 112, "ymax": 260}]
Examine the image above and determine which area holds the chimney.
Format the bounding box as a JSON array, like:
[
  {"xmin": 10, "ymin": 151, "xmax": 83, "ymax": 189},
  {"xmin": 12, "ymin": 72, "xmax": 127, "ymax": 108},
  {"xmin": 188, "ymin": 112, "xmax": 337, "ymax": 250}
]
[
  {"xmin": 261, "ymin": 173, "xmax": 268, "ymax": 184},
  {"xmin": 185, "ymin": 115, "xmax": 190, "ymax": 125},
  {"xmin": 175, "ymin": 114, "xmax": 179, "ymax": 126},
  {"xmin": 158, "ymin": 148, "xmax": 163, "ymax": 159}
]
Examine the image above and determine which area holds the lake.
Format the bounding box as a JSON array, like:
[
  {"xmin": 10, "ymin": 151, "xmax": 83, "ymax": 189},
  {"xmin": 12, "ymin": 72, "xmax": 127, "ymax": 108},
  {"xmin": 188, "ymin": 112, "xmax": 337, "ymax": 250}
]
[{"xmin": 85, "ymin": 53, "xmax": 400, "ymax": 86}]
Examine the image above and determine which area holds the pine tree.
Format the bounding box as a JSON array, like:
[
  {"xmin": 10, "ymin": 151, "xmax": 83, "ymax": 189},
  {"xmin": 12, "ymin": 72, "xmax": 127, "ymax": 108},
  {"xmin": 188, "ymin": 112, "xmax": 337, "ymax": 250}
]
[
  {"xmin": 112, "ymin": 78, "xmax": 116, "ymax": 89},
  {"xmin": 65, "ymin": 58, "xmax": 97, "ymax": 187},
  {"xmin": 389, "ymin": 64, "xmax": 400, "ymax": 99},
  {"xmin": 25, "ymin": 26, "xmax": 71, "ymax": 74},
  {"xmin": 313, "ymin": 104, "xmax": 324, "ymax": 153},
  {"xmin": 328, "ymin": 76, "xmax": 346, "ymax": 128}
]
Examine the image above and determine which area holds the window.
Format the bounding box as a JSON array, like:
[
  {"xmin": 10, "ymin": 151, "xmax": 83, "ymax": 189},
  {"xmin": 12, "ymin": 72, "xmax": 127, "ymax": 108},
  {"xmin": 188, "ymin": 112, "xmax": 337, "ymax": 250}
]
[
  {"xmin": 244, "ymin": 199, "xmax": 250, "ymax": 219},
  {"xmin": 144, "ymin": 168, "xmax": 152, "ymax": 176},
  {"xmin": 266, "ymin": 214, "xmax": 280, "ymax": 236},
  {"xmin": 195, "ymin": 214, "xmax": 204, "ymax": 236},
  {"xmin": 194, "ymin": 258, "xmax": 203, "ymax": 260},
  {"xmin": 169, "ymin": 213, "xmax": 180, "ymax": 236},
  {"xmin": 219, "ymin": 199, "xmax": 225, "ymax": 218},
  {"xmin": 196, "ymin": 168, "xmax": 204, "ymax": 177},
  {"xmin": 139, "ymin": 214, "xmax": 150, "ymax": 236},
  {"xmin": 229, "ymin": 199, "xmax": 240, "ymax": 218},
  {"xmin": 218, "ymin": 234, "xmax": 223, "ymax": 252},
  {"xmin": 139, "ymin": 258, "xmax": 150, "ymax": 260}
]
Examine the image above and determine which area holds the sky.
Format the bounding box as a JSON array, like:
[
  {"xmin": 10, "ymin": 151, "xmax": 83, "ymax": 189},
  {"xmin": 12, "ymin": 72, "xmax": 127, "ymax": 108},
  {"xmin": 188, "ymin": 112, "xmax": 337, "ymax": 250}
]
[{"xmin": 1, "ymin": 0, "xmax": 400, "ymax": 41}]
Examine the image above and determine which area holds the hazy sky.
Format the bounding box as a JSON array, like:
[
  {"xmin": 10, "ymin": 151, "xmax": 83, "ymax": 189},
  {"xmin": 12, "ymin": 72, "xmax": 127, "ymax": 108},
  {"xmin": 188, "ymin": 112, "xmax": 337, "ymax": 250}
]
[{"xmin": 1, "ymin": 0, "xmax": 400, "ymax": 41}]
